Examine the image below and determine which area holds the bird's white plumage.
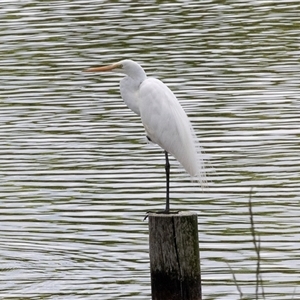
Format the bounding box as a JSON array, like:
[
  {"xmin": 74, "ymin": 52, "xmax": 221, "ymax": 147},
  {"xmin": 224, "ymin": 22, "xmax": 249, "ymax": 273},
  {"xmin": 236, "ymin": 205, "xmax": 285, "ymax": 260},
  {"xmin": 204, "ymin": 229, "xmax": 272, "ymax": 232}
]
[
  {"xmin": 86, "ymin": 59, "xmax": 205, "ymax": 186},
  {"xmin": 139, "ymin": 78, "xmax": 201, "ymax": 179}
]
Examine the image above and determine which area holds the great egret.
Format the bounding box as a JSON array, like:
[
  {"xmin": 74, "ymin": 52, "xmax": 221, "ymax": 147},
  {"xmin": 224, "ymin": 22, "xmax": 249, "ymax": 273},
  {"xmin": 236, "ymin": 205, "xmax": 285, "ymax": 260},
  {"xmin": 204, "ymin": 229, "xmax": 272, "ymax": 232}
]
[{"xmin": 85, "ymin": 59, "xmax": 205, "ymax": 213}]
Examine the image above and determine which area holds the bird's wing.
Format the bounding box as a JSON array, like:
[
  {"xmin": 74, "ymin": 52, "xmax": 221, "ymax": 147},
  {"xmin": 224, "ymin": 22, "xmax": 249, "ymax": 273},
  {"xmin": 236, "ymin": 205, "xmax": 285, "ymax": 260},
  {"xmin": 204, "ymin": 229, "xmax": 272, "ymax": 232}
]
[{"xmin": 139, "ymin": 77, "xmax": 203, "ymax": 179}]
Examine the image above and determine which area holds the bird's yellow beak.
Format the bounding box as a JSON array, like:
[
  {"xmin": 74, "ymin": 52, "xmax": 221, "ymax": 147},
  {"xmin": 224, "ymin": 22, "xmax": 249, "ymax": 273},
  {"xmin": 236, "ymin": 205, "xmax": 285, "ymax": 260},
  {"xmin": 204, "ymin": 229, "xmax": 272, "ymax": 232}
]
[{"xmin": 84, "ymin": 62, "xmax": 121, "ymax": 72}]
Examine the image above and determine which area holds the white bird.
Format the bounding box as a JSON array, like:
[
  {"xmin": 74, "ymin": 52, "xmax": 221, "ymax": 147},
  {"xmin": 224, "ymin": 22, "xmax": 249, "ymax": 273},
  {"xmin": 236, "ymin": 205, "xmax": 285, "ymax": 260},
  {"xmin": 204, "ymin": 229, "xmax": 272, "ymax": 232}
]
[{"xmin": 85, "ymin": 59, "xmax": 205, "ymax": 213}]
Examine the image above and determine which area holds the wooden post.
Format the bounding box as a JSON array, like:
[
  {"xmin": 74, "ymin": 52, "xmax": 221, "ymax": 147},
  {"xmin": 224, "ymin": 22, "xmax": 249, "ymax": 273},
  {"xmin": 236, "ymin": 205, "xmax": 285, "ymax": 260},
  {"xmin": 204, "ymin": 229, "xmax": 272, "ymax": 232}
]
[{"xmin": 148, "ymin": 211, "xmax": 201, "ymax": 300}]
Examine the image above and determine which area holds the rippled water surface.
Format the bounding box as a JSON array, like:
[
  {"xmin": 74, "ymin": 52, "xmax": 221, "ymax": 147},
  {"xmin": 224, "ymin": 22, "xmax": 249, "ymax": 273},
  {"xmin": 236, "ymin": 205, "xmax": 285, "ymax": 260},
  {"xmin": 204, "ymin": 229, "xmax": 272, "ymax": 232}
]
[{"xmin": 1, "ymin": 1, "xmax": 300, "ymax": 299}]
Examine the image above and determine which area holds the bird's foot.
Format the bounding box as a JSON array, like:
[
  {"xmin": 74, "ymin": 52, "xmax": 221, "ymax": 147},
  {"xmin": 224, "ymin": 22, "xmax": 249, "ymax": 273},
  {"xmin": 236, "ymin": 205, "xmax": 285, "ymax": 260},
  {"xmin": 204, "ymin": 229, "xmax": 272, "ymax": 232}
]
[{"xmin": 143, "ymin": 210, "xmax": 179, "ymax": 221}]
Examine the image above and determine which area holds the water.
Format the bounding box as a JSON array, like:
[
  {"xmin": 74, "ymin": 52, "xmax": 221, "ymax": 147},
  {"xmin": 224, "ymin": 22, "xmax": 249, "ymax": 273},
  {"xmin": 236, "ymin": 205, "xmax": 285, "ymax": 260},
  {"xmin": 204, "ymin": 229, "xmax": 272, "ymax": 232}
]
[{"xmin": 1, "ymin": 1, "xmax": 300, "ymax": 299}]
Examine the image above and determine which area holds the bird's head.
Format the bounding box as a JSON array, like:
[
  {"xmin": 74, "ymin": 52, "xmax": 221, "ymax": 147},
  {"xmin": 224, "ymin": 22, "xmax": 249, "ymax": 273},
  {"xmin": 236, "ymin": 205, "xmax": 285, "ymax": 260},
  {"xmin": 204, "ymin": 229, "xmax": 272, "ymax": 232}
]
[{"xmin": 85, "ymin": 59, "xmax": 146, "ymax": 81}]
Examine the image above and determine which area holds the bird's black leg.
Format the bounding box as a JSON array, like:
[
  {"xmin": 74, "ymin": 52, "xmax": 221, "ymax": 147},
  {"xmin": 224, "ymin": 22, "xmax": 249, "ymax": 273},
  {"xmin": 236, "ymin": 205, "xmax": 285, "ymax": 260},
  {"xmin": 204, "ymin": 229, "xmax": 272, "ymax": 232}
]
[
  {"xmin": 165, "ymin": 150, "xmax": 170, "ymax": 213},
  {"xmin": 143, "ymin": 150, "xmax": 176, "ymax": 221}
]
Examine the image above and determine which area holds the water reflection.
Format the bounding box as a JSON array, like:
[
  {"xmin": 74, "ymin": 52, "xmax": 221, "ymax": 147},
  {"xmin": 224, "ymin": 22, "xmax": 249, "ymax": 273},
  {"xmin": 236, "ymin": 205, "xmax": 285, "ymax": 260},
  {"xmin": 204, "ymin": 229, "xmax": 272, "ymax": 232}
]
[{"xmin": 1, "ymin": 0, "xmax": 300, "ymax": 299}]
